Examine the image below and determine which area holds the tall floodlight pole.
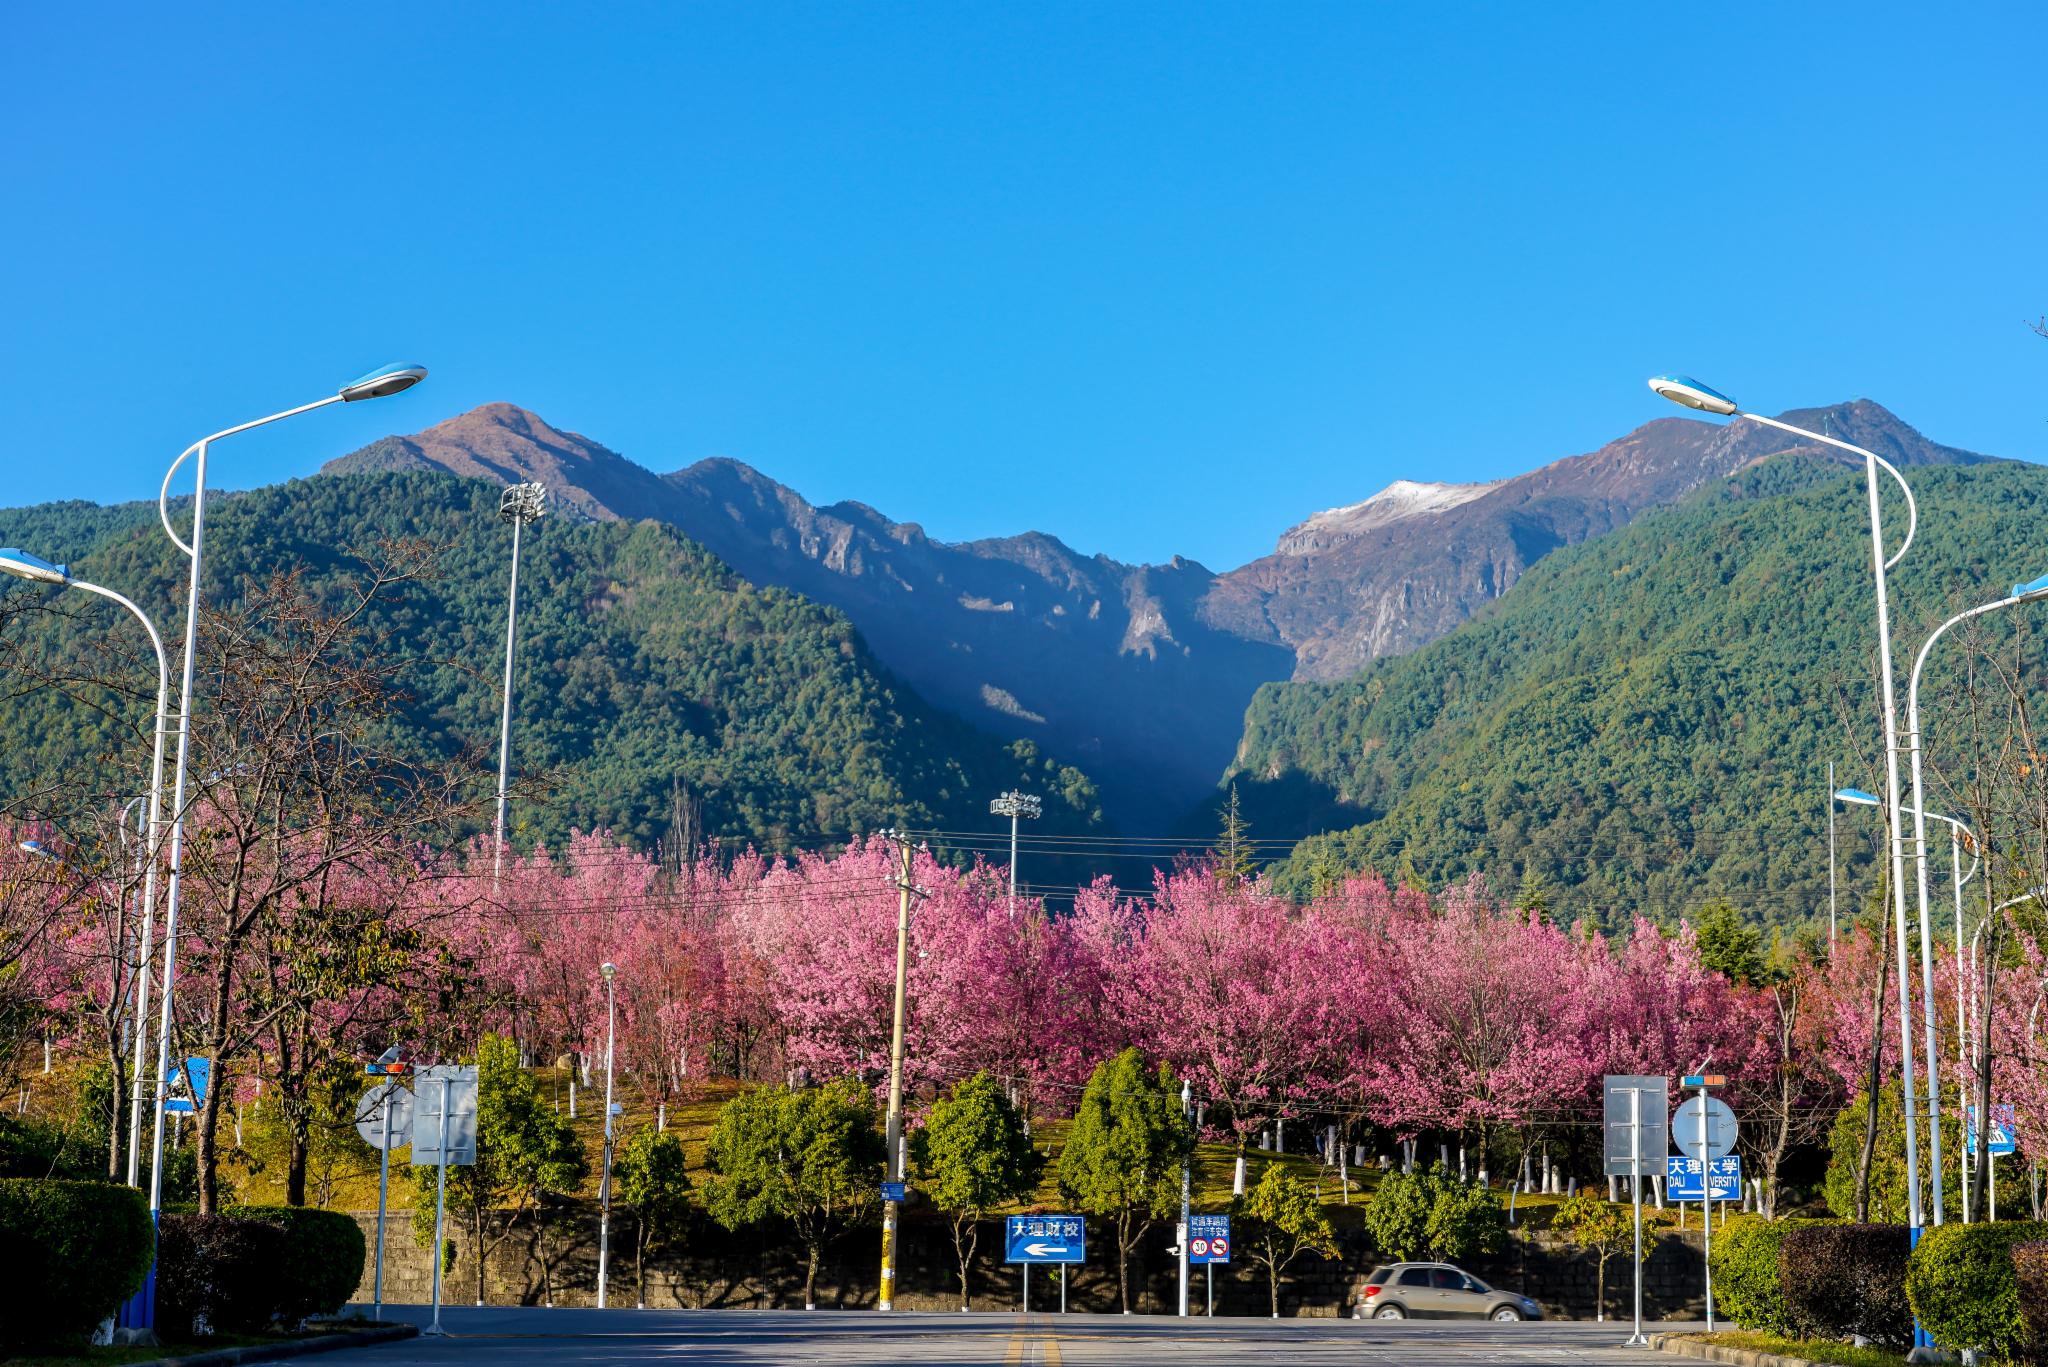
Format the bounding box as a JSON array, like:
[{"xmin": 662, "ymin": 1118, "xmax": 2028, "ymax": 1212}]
[
  {"xmin": 598, "ymin": 961, "xmax": 618, "ymax": 1309},
  {"xmin": 492, "ymin": 482, "xmax": 547, "ymax": 878},
  {"xmin": 1649, "ymin": 376, "xmax": 1929, "ymax": 1263},
  {"xmin": 989, "ymin": 790, "xmax": 1041, "ymax": 916},
  {"xmin": 135, "ymin": 363, "xmax": 426, "ymax": 1329},
  {"xmin": 0, "ymin": 551, "xmax": 170, "ymax": 1187}
]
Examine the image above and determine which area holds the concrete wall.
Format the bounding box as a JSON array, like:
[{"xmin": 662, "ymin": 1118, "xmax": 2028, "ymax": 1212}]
[{"xmin": 346, "ymin": 1207, "xmax": 1712, "ymax": 1320}]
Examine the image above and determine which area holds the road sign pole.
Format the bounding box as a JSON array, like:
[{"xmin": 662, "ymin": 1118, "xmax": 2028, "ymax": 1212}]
[
  {"xmin": 374, "ymin": 1099, "xmax": 391, "ymax": 1321},
  {"xmin": 1699, "ymin": 1081, "xmax": 1714, "ymax": 1332},
  {"xmin": 1061, "ymin": 1266, "xmax": 1067, "ymax": 1314},
  {"xmin": 1628, "ymin": 1086, "xmax": 1646, "ymax": 1347},
  {"xmin": 1022, "ymin": 1263, "xmax": 1029, "ymax": 1314},
  {"xmin": 426, "ymin": 1077, "xmax": 449, "ymax": 1337},
  {"xmin": 1207, "ymin": 1264, "xmax": 1213, "ymax": 1316}
]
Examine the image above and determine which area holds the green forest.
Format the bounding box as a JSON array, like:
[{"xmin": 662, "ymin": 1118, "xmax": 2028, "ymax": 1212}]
[
  {"xmin": 1233, "ymin": 455, "xmax": 2048, "ymax": 928},
  {"xmin": 0, "ymin": 472, "xmax": 1102, "ymax": 856}
]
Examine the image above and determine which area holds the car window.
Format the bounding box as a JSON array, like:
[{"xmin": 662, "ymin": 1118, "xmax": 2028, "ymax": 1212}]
[
  {"xmin": 1366, "ymin": 1267, "xmax": 1393, "ymax": 1286},
  {"xmin": 1431, "ymin": 1268, "xmax": 1465, "ymax": 1290},
  {"xmin": 1464, "ymin": 1274, "xmax": 1491, "ymax": 1293},
  {"xmin": 1398, "ymin": 1268, "xmax": 1432, "ymax": 1288}
]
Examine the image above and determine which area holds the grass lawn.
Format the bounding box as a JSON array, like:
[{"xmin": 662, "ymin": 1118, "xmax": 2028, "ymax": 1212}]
[
  {"xmin": 1673, "ymin": 1332, "xmax": 1910, "ymax": 1367},
  {"xmin": 3, "ymin": 1332, "xmax": 273, "ymax": 1366}
]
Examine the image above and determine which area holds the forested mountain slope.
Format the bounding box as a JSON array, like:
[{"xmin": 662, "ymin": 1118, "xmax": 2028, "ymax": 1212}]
[
  {"xmin": 0, "ymin": 472, "xmax": 1102, "ymax": 854},
  {"xmin": 1233, "ymin": 456, "xmax": 2048, "ymax": 926}
]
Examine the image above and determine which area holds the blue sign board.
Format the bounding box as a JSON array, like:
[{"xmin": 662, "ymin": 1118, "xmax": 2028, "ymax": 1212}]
[
  {"xmin": 1006, "ymin": 1214, "xmax": 1085, "ymax": 1264},
  {"xmin": 1967, "ymin": 1105, "xmax": 2019, "ymax": 1157},
  {"xmin": 163, "ymin": 1056, "xmax": 209, "ymax": 1115},
  {"xmin": 1189, "ymin": 1213, "xmax": 1231, "ymax": 1265},
  {"xmin": 880, "ymin": 1181, "xmax": 906, "ymax": 1203},
  {"xmin": 1666, "ymin": 1153, "xmax": 1740, "ymax": 1200}
]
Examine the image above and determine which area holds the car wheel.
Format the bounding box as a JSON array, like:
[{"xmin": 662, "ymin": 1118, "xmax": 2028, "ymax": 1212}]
[
  {"xmin": 1490, "ymin": 1306, "xmax": 1524, "ymax": 1322},
  {"xmin": 1373, "ymin": 1304, "xmax": 1407, "ymax": 1319}
]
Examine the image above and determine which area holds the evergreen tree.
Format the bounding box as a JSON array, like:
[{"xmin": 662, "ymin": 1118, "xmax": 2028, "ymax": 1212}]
[
  {"xmin": 1055, "ymin": 1048, "xmax": 1192, "ymax": 1314},
  {"xmin": 615, "ymin": 1126, "xmax": 693, "ymax": 1309},
  {"xmin": 915, "ymin": 1071, "xmax": 1044, "ymax": 1310}
]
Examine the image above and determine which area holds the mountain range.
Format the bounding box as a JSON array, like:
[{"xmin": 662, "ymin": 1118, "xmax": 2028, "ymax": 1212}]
[{"xmin": 321, "ymin": 399, "xmax": 1988, "ymax": 824}]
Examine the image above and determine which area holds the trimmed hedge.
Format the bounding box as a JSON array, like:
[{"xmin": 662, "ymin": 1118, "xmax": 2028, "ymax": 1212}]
[
  {"xmin": 1711, "ymin": 1215, "xmax": 1830, "ymax": 1335},
  {"xmin": 1780, "ymin": 1223, "xmax": 1913, "ymax": 1348},
  {"xmin": 0, "ymin": 1178, "xmax": 154, "ymax": 1347},
  {"xmin": 2015, "ymin": 1241, "xmax": 2048, "ymax": 1363},
  {"xmin": 225, "ymin": 1204, "xmax": 367, "ymax": 1321},
  {"xmin": 157, "ymin": 1213, "xmax": 289, "ymax": 1338},
  {"xmin": 1905, "ymin": 1221, "xmax": 2048, "ymax": 1362}
]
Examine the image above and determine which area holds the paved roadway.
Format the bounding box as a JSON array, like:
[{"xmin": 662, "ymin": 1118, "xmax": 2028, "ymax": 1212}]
[{"xmin": 326, "ymin": 1307, "xmax": 1703, "ymax": 1366}]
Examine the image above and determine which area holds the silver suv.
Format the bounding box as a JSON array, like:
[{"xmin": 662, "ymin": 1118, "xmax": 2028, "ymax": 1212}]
[{"xmin": 1357, "ymin": 1262, "xmax": 1543, "ymax": 1321}]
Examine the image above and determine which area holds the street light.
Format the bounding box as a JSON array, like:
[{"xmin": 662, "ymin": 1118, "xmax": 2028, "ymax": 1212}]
[
  {"xmin": 1651, "ymin": 375, "xmax": 1930, "ymax": 1245},
  {"xmin": 598, "ymin": 960, "xmax": 617, "ymax": 1310},
  {"xmin": 492, "ymin": 483, "xmax": 547, "ymax": 877},
  {"xmin": 989, "ymin": 790, "xmax": 1040, "ymax": 916},
  {"xmin": 1177, "ymin": 1079, "xmax": 1193, "ymax": 1318},
  {"xmin": 0, "ymin": 548, "xmax": 171, "ymax": 1189},
  {"xmin": 137, "ymin": 363, "xmax": 425, "ymax": 1328}
]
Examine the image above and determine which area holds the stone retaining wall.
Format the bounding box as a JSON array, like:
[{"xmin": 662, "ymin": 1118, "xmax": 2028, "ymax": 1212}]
[{"xmin": 346, "ymin": 1206, "xmax": 1713, "ymax": 1320}]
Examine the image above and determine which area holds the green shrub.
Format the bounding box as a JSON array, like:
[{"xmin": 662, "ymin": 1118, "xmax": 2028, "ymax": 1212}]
[
  {"xmin": 0, "ymin": 1178, "xmax": 154, "ymax": 1347},
  {"xmin": 2013, "ymin": 1240, "xmax": 2048, "ymax": 1363},
  {"xmin": 1780, "ymin": 1223, "xmax": 1912, "ymax": 1348},
  {"xmin": 157, "ymin": 1213, "xmax": 289, "ymax": 1337},
  {"xmin": 226, "ymin": 1204, "xmax": 367, "ymax": 1321},
  {"xmin": 1712, "ymin": 1215, "xmax": 1830, "ymax": 1335},
  {"xmin": 1905, "ymin": 1220, "xmax": 2048, "ymax": 1361}
]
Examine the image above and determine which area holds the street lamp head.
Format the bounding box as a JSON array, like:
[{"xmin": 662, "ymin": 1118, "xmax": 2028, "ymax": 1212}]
[
  {"xmin": 0, "ymin": 549, "xmax": 71, "ymax": 585},
  {"xmin": 2013, "ymin": 573, "xmax": 2048, "ymax": 602},
  {"xmin": 1834, "ymin": 787, "xmax": 1881, "ymax": 807},
  {"xmin": 339, "ymin": 362, "xmax": 429, "ymax": 403},
  {"xmin": 19, "ymin": 839, "xmax": 54, "ymax": 859},
  {"xmin": 600, "ymin": 961, "xmax": 617, "ymax": 982},
  {"xmin": 1647, "ymin": 375, "xmax": 1739, "ymax": 417}
]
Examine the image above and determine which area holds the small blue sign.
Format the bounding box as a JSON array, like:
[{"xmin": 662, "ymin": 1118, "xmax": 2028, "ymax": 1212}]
[
  {"xmin": 1006, "ymin": 1214, "xmax": 1085, "ymax": 1264},
  {"xmin": 163, "ymin": 1056, "xmax": 209, "ymax": 1114},
  {"xmin": 1967, "ymin": 1105, "xmax": 2019, "ymax": 1157},
  {"xmin": 1666, "ymin": 1153, "xmax": 1740, "ymax": 1200},
  {"xmin": 880, "ymin": 1181, "xmax": 906, "ymax": 1203},
  {"xmin": 1189, "ymin": 1213, "xmax": 1231, "ymax": 1265}
]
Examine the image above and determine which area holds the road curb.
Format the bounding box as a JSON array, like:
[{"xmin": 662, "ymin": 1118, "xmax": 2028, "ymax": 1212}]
[
  {"xmin": 125, "ymin": 1324, "xmax": 419, "ymax": 1367},
  {"xmin": 1647, "ymin": 1332, "xmax": 1831, "ymax": 1367}
]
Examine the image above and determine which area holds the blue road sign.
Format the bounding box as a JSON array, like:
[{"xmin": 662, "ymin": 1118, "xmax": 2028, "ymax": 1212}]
[
  {"xmin": 163, "ymin": 1056, "xmax": 209, "ymax": 1114},
  {"xmin": 880, "ymin": 1181, "xmax": 906, "ymax": 1203},
  {"xmin": 1967, "ymin": 1104, "xmax": 2019, "ymax": 1156},
  {"xmin": 1006, "ymin": 1215, "xmax": 1085, "ymax": 1264},
  {"xmin": 1666, "ymin": 1153, "xmax": 1740, "ymax": 1200},
  {"xmin": 1189, "ymin": 1213, "xmax": 1231, "ymax": 1265}
]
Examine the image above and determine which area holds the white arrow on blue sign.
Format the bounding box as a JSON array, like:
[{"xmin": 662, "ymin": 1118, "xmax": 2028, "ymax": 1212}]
[
  {"xmin": 1666, "ymin": 1154, "xmax": 1741, "ymax": 1201},
  {"xmin": 1005, "ymin": 1215, "xmax": 1085, "ymax": 1264}
]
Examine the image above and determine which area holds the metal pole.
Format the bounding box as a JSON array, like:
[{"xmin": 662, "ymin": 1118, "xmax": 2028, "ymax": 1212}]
[
  {"xmin": 1627, "ymin": 1087, "xmax": 1646, "ymax": 1346},
  {"xmin": 1828, "ymin": 761, "xmax": 1838, "ymax": 951},
  {"xmin": 374, "ymin": 1094, "xmax": 391, "ymax": 1321},
  {"xmin": 1009, "ymin": 807, "xmax": 1020, "ymax": 913},
  {"xmin": 1178, "ymin": 1082, "xmax": 1192, "ymax": 1317},
  {"xmin": 878, "ymin": 837, "xmax": 914, "ymax": 1312},
  {"xmin": 1023, "ymin": 1263, "xmax": 1029, "ymax": 1314},
  {"xmin": 1700, "ymin": 1083, "xmax": 1714, "ymax": 1332},
  {"xmin": 599, "ymin": 968, "xmax": 616, "ymax": 1309},
  {"xmin": 1954, "ymin": 829, "xmax": 1970, "ymax": 1224},
  {"xmin": 493, "ymin": 514, "xmax": 525, "ymax": 878},
  {"xmin": 427, "ymin": 1075, "xmax": 449, "ymax": 1336}
]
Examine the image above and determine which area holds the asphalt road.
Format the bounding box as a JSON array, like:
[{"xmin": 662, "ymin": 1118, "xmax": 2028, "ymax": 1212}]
[{"xmin": 325, "ymin": 1307, "xmax": 1704, "ymax": 1366}]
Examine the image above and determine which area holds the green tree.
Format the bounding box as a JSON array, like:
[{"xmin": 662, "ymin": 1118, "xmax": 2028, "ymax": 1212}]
[
  {"xmin": 915, "ymin": 1071, "xmax": 1044, "ymax": 1310},
  {"xmin": 1823, "ymin": 1082, "xmax": 1960, "ymax": 1223},
  {"xmin": 1555, "ymin": 1188, "xmax": 1641, "ymax": 1322},
  {"xmin": 615, "ymin": 1126, "xmax": 693, "ymax": 1309},
  {"xmin": 1234, "ymin": 1162, "xmax": 1337, "ymax": 1318},
  {"xmin": 1214, "ymin": 784, "xmax": 1255, "ymax": 889},
  {"xmin": 701, "ymin": 1079, "xmax": 884, "ymax": 1310},
  {"xmin": 410, "ymin": 1034, "xmax": 588, "ymax": 1306},
  {"xmin": 1694, "ymin": 902, "xmax": 1767, "ymax": 987},
  {"xmin": 1055, "ymin": 1048, "xmax": 1193, "ymax": 1314},
  {"xmin": 1363, "ymin": 1166, "xmax": 1505, "ymax": 1264}
]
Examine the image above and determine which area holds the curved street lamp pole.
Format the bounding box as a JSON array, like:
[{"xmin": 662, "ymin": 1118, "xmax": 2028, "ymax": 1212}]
[
  {"xmin": 1650, "ymin": 377, "xmax": 1929, "ymax": 1246},
  {"xmin": 136, "ymin": 365, "xmax": 425, "ymax": 1322},
  {"xmin": 0, "ymin": 551, "xmax": 171, "ymax": 1188}
]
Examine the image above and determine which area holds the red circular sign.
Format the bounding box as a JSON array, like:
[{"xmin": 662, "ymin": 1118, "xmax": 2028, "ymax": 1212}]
[{"xmin": 1190, "ymin": 1238, "xmax": 1208, "ymax": 1256}]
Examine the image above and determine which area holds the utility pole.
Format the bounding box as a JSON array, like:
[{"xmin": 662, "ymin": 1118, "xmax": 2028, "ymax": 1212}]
[
  {"xmin": 878, "ymin": 831, "xmax": 923, "ymax": 1311},
  {"xmin": 1178, "ymin": 1080, "xmax": 1193, "ymax": 1317},
  {"xmin": 989, "ymin": 790, "xmax": 1040, "ymax": 916},
  {"xmin": 493, "ymin": 482, "xmax": 547, "ymax": 878}
]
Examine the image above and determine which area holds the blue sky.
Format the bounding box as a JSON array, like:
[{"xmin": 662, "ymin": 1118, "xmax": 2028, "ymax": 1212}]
[{"xmin": 3, "ymin": 4, "xmax": 2043, "ymax": 570}]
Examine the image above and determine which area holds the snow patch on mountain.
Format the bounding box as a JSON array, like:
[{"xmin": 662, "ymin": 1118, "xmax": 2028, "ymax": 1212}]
[{"xmin": 1274, "ymin": 479, "xmax": 1503, "ymax": 555}]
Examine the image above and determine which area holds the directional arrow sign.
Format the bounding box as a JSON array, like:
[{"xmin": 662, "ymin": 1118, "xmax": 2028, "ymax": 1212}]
[{"xmin": 1005, "ymin": 1215, "xmax": 1085, "ymax": 1265}]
